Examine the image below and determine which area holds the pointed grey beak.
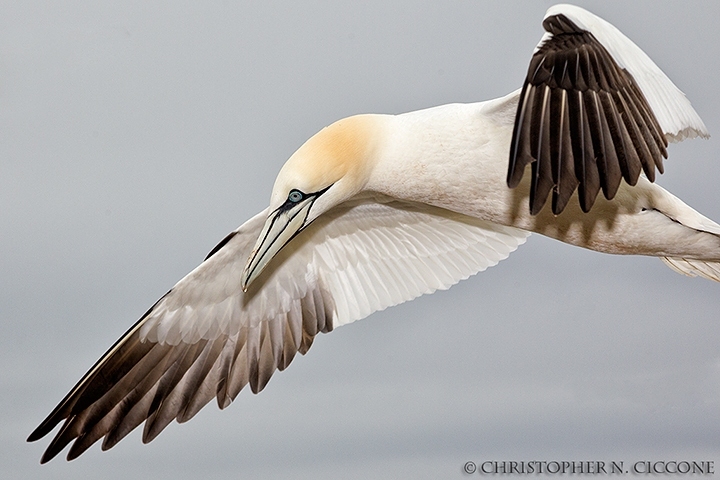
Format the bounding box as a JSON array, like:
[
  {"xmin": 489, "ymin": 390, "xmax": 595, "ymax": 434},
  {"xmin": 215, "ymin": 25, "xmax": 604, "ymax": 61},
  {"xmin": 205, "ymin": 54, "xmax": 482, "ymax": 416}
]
[{"xmin": 241, "ymin": 193, "xmax": 318, "ymax": 291}]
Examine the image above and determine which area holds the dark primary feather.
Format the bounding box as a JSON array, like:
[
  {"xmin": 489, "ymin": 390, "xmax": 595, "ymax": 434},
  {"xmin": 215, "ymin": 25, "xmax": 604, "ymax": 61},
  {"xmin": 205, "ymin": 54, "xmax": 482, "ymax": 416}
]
[
  {"xmin": 27, "ymin": 244, "xmax": 335, "ymax": 464},
  {"xmin": 508, "ymin": 13, "xmax": 668, "ymax": 215}
]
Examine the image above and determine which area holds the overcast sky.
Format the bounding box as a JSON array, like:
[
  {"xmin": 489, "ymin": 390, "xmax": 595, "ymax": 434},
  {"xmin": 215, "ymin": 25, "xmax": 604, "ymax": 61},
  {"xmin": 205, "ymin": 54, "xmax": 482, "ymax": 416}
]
[{"xmin": 3, "ymin": 1, "xmax": 720, "ymax": 479}]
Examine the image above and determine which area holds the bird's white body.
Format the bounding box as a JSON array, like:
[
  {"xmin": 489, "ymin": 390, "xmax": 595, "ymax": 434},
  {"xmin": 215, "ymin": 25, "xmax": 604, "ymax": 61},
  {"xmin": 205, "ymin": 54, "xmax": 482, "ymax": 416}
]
[
  {"xmin": 29, "ymin": 3, "xmax": 719, "ymax": 463},
  {"xmin": 365, "ymin": 93, "xmax": 720, "ymax": 262}
]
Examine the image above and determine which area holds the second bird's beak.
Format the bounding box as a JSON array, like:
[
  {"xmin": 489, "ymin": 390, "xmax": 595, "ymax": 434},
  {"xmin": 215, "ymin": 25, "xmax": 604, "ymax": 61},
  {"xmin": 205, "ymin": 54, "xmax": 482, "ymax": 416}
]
[{"xmin": 241, "ymin": 194, "xmax": 318, "ymax": 291}]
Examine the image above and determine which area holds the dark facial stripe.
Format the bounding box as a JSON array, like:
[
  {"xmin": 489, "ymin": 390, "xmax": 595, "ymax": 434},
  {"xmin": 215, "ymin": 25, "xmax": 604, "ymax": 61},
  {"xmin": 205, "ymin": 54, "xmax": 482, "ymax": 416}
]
[{"xmin": 243, "ymin": 201, "xmax": 311, "ymax": 283}]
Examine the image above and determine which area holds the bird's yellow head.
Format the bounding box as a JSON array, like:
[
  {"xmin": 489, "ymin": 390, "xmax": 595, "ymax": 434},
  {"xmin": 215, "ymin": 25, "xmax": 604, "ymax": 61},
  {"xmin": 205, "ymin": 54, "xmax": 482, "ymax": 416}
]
[{"xmin": 242, "ymin": 114, "xmax": 385, "ymax": 289}]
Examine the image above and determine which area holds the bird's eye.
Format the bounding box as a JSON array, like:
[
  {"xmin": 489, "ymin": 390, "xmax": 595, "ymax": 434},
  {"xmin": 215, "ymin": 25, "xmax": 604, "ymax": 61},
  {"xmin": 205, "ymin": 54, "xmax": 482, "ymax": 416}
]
[{"xmin": 288, "ymin": 190, "xmax": 304, "ymax": 203}]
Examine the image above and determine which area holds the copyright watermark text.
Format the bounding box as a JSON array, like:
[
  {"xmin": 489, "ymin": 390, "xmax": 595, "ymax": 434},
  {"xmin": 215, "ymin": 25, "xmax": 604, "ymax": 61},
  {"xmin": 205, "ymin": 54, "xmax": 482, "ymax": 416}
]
[{"xmin": 462, "ymin": 461, "xmax": 715, "ymax": 475}]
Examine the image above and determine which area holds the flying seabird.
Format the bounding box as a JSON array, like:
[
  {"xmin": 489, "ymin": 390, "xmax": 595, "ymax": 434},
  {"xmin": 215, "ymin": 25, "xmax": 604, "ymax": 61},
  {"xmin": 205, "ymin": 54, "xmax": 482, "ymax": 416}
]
[{"xmin": 29, "ymin": 4, "xmax": 716, "ymax": 463}]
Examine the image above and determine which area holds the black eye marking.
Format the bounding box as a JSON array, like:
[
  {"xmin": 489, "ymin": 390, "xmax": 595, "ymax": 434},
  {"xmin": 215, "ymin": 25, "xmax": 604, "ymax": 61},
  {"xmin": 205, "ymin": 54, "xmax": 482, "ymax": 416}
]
[
  {"xmin": 288, "ymin": 189, "xmax": 304, "ymax": 203},
  {"xmin": 277, "ymin": 185, "xmax": 333, "ymax": 213}
]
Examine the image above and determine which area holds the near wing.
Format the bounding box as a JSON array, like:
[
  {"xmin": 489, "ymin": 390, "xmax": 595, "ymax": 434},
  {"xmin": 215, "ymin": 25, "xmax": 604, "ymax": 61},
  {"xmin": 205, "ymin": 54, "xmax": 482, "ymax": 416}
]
[
  {"xmin": 507, "ymin": 4, "xmax": 709, "ymax": 215},
  {"xmin": 28, "ymin": 195, "xmax": 528, "ymax": 462}
]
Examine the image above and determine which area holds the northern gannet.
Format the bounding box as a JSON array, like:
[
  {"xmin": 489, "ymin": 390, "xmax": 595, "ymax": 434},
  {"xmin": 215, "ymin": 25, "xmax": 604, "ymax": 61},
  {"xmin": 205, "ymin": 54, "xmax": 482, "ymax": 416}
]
[{"xmin": 29, "ymin": 4, "xmax": 717, "ymax": 462}]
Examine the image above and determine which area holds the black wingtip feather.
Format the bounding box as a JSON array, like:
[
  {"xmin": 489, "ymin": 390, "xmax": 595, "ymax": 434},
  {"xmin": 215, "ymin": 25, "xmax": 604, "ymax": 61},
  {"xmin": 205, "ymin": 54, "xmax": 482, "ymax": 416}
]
[
  {"xmin": 31, "ymin": 256, "xmax": 339, "ymax": 463},
  {"xmin": 508, "ymin": 84, "xmax": 536, "ymax": 188},
  {"xmin": 509, "ymin": 13, "xmax": 667, "ymax": 214}
]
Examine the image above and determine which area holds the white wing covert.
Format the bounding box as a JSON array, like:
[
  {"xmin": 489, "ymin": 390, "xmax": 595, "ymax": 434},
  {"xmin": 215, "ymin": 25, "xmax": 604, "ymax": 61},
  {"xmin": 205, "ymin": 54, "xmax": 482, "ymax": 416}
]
[{"xmin": 29, "ymin": 195, "xmax": 528, "ymax": 462}]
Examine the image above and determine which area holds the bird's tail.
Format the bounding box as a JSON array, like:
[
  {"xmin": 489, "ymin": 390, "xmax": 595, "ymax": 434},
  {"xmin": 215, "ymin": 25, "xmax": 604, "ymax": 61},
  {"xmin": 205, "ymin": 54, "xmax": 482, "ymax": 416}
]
[
  {"xmin": 652, "ymin": 185, "xmax": 720, "ymax": 282},
  {"xmin": 661, "ymin": 257, "xmax": 720, "ymax": 282}
]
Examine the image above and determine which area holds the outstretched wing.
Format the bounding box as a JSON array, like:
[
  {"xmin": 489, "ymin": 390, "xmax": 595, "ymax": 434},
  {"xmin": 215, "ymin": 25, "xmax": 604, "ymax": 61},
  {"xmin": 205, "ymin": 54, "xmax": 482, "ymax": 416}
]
[
  {"xmin": 508, "ymin": 4, "xmax": 708, "ymax": 215},
  {"xmin": 28, "ymin": 195, "xmax": 528, "ymax": 462}
]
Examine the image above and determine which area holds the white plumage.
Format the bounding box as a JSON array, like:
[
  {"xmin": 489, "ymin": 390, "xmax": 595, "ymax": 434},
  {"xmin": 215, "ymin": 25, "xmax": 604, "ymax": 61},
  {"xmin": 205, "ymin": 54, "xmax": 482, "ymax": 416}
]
[
  {"xmin": 141, "ymin": 197, "xmax": 527, "ymax": 345},
  {"xmin": 29, "ymin": 4, "xmax": 717, "ymax": 462}
]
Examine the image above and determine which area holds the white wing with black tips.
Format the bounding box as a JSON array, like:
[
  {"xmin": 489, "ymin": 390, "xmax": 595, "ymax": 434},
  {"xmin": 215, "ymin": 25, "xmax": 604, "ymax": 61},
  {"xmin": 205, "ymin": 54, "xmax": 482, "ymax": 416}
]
[
  {"xmin": 28, "ymin": 195, "xmax": 527, "ymax": 462},
  {"xmin": 508, "ymin": 4, "xmax": 709, "ymax": 215}
]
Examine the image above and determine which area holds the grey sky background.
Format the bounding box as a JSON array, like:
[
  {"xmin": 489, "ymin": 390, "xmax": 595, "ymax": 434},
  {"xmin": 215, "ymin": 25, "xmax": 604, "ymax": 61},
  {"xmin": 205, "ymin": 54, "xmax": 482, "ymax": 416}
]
[{"xmin": 3, "ymin": 1, "xmax": 720, "ymax": 478}]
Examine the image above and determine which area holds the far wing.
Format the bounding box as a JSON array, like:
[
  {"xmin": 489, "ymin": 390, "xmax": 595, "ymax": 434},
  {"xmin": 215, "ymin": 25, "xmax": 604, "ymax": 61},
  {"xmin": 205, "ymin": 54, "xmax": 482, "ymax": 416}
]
[
  {"xmin": 508, "ymin": 4, "xmax": 708, "ymax": 215},
  {"xmin": 28, "ymin": 195, "xmax": 528, "ymax": 462}
]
